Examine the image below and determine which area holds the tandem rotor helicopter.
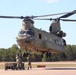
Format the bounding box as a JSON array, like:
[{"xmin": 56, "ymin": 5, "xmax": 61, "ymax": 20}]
[{"xmin": 0, "ymin": 10, "xmax": 76, "ymax": 57}]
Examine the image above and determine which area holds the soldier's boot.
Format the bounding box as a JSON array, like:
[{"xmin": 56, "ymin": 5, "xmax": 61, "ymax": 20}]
[
  {"xmin": 28, "ymin": 65, "xmax": 31, "ymax": 69},
  {"xmin": 27, "ymin": 67, "xmax": 29, "ymax": 70}
]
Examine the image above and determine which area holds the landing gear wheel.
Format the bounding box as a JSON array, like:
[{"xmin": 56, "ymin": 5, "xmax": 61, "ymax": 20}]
[{"xmin": 46, "ymin": 52, "xmax": 51, "ymax": 57}]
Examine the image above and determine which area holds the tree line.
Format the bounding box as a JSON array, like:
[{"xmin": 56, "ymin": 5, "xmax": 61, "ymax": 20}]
[{"xmin": 0, "ymin": 44, "xmax": 76, "ymax": 62}]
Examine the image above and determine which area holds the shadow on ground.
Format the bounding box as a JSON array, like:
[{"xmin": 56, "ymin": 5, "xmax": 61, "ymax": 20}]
[{"xmin": 45, "ymin": 68, "xmax": 76, "ymax": 70}]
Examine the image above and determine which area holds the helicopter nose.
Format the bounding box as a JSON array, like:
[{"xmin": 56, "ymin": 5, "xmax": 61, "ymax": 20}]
[
  {"xmin": 16, "ymin": 34, "xmax": 35, "ymax": 44},
  {"xmin": 25, "ymin": 36, "xmax": 35, "ymax": 43},
  {"xmin": 16, "ymin": 36, "xmax": 30, "ymax": 43},
  {"xmin": 25, "ymin": 37, "xmax": 30, "ymax": 43}
]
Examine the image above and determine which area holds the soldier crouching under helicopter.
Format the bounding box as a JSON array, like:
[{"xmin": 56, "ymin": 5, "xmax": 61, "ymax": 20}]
[{"xmin": 16, "ymin": 53, "xmax": 22, "ymax": 69}]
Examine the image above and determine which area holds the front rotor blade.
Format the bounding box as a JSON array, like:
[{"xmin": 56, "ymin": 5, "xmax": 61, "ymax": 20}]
[
  {"xmin": 33, "ymin": 12, "xmax": 69, "ymax": 18},
  {"xmin": 33, "ymin": 18, "xmax": 54, "ymax": 21},
  {"xmin": 59, "ymin": 10, "xmax": 76, "ymax": 18},
  {"xmin": 34, "ymin": 18, "xmax": 51, "ymax": 20},
  {"xmin": 0, "ymin": 16, "xmax": 24, "ymax": 19}
]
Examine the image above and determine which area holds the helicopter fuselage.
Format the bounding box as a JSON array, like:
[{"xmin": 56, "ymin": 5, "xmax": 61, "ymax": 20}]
[{"xmin": 16, "ymin": 27, "xmax": 66, "ymax": 54}]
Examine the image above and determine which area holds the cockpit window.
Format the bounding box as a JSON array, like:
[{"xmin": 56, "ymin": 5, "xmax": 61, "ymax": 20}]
[
  {"xmin": 18, "ymin": 30, "xmax": 34, "ymax": 36},
  {"xmin": 27, "ymin": 31, "xmax": 31, "ymax": 35},
  {"xmin": 27, "ymin": 30, "xmax": 34, "ymax": 36},
  {"xmin": 18, "ymin": 31, "xmax": 26, "ymax": 35}
]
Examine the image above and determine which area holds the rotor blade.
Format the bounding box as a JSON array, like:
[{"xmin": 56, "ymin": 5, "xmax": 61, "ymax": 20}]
[
  {"xmin": 33, "ymin": 18, "xmax": 55, "ymax": 21},
  {"xmin": 34, "ymin": 18, "xmax": 51, "ymax": 20},
  {"xmin": 59, "ymin": 10, "xmax": 76, "ymax": 18},
  {"xmin": 33, "ymin": 12, "xmax": 69, "ymax": 18},
  {"xmin": 34, "ymin": 18, "xmax": 76, "ymax": 22},
  {"xmin": 61, "ymin": 19, "xmax": 76, "ymax": 22},
  {"xmin": 0, "ymin": 16, "xmax": 24, "ymax": 19}
]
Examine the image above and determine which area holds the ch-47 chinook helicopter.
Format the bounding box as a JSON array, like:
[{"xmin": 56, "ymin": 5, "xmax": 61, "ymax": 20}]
[{"xmin": 0, "ymin": 10, "xmax": 76, "ymax": 57}]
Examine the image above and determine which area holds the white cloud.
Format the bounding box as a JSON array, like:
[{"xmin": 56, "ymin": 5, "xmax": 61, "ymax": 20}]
[{"xmin": 42, "ymin": 0, "xmax": 60, "ymax": 3}]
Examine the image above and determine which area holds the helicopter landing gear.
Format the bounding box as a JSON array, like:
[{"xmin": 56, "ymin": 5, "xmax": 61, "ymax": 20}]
[
  {"xmin": 62, "ymin": 53, "xmax": 66, "ymax": 59},
  {"xmin": 41, "ymin": 51, "xmax": 51, "ymax": 58},
  {"xmin": 60, "ymin": 52, "xmax": 66, "ymax": 60},
  {"xmin": 46, "ymin": 52, "xmax": 51, "ymax": 57},
  {"xmin": 41, "ymin": 51, "xmax": 51, "ymax": 61}
]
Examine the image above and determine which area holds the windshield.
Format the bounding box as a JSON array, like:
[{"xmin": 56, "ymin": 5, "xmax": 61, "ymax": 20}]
[
  {"xmin": 27, "ymin": 30, "xmax": 34, "ymax": 36},
  {"xmin": 18, "ymin": 31, "xmax": 26, "ymax": 35},
  {"xmin": 18, "ymin": 29, "xmax": 34, "ymax": 36}
]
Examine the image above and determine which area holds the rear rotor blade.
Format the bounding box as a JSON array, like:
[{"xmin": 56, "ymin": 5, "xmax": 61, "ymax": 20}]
[
  {"xmin": 59, "ymin": 10, "xmax": 76, "ymax": 18},
  {"xmin": 61, "ymin": 19, "xmax": 76, "ymax": 22},
  {"xmin": 34, "ymin": 18, "xmax": 76, "ymax": 22}
]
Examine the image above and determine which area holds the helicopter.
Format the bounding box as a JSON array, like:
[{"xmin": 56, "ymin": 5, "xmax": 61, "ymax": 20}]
[{"xmin": 0, "ymin": 10, "xmax": 76, "ymax": 57}]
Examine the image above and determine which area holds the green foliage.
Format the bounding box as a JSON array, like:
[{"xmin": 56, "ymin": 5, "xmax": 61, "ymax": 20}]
[
  {"xmin": 65, "ymin": 45, "xmax": 76, "ymax": 61},
  {"xmin": 31, "ymin": 52, "xmax": 42, "ymax": 62},
  {"xmin": 0, "ymin": 44, "xmax": 76, "ymax": 62},
  {"xmin": 42, "ymin": 53, "xmax": 47, "ymax": 62},
  {"xmin": 42, "ymin": 53, "xmax": 51, "ymax": 62},
  {"xmin": 0, "ymin": 44, "xmax": 19, "ymax": 61}
]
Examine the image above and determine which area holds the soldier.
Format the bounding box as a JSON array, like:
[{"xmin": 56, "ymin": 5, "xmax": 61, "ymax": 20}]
[
  {"xmin": 26, "ymin": 54, "xmax": 32, "ymax": 70},
  {"xmin": 16, "ymin": 53, "xmax": 22, "ymax": 69}
]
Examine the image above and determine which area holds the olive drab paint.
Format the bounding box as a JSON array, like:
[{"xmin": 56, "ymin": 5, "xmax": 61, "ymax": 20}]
[{"xmin": 16, "ymin": 17, "xmax": 66, "ymax": 54}]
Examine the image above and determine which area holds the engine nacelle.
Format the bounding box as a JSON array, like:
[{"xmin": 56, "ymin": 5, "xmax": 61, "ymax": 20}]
[{"xmin": 57, "ymin": 30, "xmax": 66, "ymax": 37}]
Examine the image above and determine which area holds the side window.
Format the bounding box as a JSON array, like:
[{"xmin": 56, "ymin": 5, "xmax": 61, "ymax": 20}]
[
  {"xmin": 50, "ymin": 38, "xmax": 52, "ymax": 42},
  {"xmin": 39, "ymin": 34, "xmax": 42, "ymax": 39},
  {"xmin": 55, "ymin": 40, "xmax": 56, "ymax": 43},
  {"xmin": 45, "ymin": 37, "xmax": 47, "ymax": 40},
  {"xmin": 55, "ymin": 39, "xmax": 58, "ymax": 44}
]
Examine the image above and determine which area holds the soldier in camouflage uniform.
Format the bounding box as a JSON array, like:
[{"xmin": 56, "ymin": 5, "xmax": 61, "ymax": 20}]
[
  {"xmin": 16, "ymin": 53, "xmax": 22, "ymax": 69},
  {"xmin": 27, "ymin": 54, "xmax": 32, "ymax": 70}
]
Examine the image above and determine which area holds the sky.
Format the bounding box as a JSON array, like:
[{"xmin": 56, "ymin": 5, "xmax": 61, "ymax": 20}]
[{"xmin": 0, "ymin": 0, "xmax": 76, "ymax": 48}]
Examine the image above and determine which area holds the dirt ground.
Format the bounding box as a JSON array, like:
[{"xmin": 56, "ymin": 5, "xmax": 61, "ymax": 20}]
[
  {"xmin": 0, "ymin": 61, "xmax": 76, "ymax": 75},
  {"xmin": 0, "ymin": 61, "xmax": 76, "ymax": 69}
]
